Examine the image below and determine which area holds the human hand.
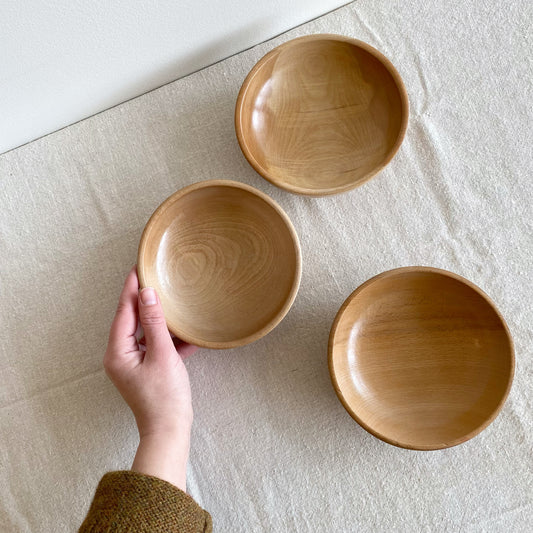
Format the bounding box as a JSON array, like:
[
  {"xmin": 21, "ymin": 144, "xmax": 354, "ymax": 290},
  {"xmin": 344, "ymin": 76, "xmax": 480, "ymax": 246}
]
[{"xmin": 104, "ymin": 266, "xmax": 198, "ymax": 490}]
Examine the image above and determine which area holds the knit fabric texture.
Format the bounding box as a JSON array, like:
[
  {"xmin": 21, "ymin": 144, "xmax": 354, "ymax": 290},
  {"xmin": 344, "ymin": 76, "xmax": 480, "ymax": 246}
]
[{"xmin": 79, "ymin": 471, "xmax": 212, "ymax": 533}]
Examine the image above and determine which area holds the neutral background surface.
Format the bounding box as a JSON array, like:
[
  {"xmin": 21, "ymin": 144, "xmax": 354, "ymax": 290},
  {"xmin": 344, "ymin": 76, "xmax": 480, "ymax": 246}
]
[
  {"xmin": 1, "ymin": 1, "xmax": 532, "ymax": 531},
  {"xmin": 0, "ymin": 0, "xmax": 348, "ymax": 154}
]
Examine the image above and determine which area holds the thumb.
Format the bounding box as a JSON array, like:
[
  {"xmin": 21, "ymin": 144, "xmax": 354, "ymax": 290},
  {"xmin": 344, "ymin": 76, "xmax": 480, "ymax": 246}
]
[{"xmin": 138, "ymin": 287, "xmax": 174, "ymax": 356}]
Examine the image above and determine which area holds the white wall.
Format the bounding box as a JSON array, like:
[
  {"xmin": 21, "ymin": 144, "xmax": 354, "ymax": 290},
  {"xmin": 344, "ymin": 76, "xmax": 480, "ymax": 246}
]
[{"xmin": 0, "ymin": 0, "xmax": 348, "ymax": 154}]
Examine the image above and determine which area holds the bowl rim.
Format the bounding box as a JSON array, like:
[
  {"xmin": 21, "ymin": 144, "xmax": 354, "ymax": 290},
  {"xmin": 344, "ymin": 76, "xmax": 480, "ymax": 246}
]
[
  {"xmin": 327, "ymin": 266, "xmax": 515, "ymax": 450},
  {"xmin": 137, "ymin": 179, "xmax": 302, "ymax": 349},
  {"xmin": 235, "ymin": 33, "xmax": 410, "ymax": 196}
]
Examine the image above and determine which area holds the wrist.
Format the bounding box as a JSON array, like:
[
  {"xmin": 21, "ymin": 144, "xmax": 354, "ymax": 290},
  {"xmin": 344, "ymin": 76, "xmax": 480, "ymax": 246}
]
[
  {"xmin": 132, "ymin": 431, "xmax": 191, "ymax": 491},
  {"xmin": 135, "ymin": 408, "xmax": 193, "ymax": 441},
  {"xmin": 138, "ymin": 426, "xmax": 192, "ymax": 452}
]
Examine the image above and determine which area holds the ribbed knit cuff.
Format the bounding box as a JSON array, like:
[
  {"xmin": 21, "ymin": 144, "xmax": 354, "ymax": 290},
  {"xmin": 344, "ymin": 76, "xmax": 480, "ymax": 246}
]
[{"xmin": 79, "ymin": 471, "xmax": 212, "ymax": 533}]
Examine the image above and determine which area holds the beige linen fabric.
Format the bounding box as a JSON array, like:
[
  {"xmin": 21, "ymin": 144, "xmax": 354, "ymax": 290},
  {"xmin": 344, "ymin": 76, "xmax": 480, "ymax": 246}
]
[{"xmin": 1, "ymin": 1, "xmax": 532, "ymax": 531}]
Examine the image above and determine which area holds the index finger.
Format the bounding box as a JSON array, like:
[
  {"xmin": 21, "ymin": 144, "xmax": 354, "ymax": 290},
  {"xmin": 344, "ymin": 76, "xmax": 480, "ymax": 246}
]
[{"xmin": 172, "ymin": 338, "xmax": 199, "ymax": 359}]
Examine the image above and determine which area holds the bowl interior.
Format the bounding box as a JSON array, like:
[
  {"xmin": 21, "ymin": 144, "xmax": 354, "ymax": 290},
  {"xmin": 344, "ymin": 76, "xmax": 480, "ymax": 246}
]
[
  {"xmin": 236, "ymin": 36, "xmax": 408, "ymax": 195},
  {"xmin": 139, "ymin": 183, "xmax": 300, "ymax": 348},
  {"xmin": 329, "ymin": 269, "xmax": 513, "ymax": 449}
]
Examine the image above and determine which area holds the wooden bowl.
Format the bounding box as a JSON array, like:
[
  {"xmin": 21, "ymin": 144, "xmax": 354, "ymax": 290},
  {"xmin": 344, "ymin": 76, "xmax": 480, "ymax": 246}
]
[
  {"xmin": 235, "ymin": 34, "xmax": 409, "ymax": 196},
  {"xmin": 138, "ymin": 180, "xmax": 301, "ymax": 349},
  {"xmin": 328, "ymin": 267, "xmax": 514, "ymax": 450}
]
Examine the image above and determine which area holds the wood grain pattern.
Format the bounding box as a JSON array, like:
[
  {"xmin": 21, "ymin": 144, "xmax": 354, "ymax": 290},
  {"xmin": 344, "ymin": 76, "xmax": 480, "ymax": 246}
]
[
  {"xmin": 235, "ymin": 34, "xmax": 409, "ymax": 196},
  {"xmin": 328, "ymin": 267, "xmax": 514, "ymax": 450},
  {"xmin": 138, "ymin": 180, "xmax": 301, "ymax": 349}
]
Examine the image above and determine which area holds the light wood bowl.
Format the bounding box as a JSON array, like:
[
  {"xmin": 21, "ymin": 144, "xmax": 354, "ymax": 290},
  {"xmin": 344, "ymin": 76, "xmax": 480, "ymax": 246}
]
[
  {"xmin": 235, "ymin": 34, "xmax": 409, "ymax": 196},
  {"xmin": 138, "ymin": 180, "xmax": 301, "ymax": 349},
  {"xmin": 328, "ymin": 267, "xmax": 514, "ymax": 450}
]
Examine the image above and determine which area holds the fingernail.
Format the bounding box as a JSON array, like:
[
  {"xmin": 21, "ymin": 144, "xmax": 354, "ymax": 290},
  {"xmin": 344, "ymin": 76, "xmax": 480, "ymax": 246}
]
[{"xmin": 140, "ymin": 287, "xmax": 157, "ymax": 305}]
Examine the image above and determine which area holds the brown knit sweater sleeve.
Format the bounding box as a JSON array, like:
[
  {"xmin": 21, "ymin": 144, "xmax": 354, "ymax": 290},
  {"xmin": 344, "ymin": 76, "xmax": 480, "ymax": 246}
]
[{"xmin": 79, "ymin": 471, "xmax": 212, "ymax": 533}]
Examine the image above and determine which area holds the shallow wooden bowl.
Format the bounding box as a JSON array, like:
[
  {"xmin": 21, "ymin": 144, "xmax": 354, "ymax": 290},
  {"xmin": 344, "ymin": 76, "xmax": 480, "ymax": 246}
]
[
  {"xmin": 328, "ymin": 267, "xmax": 514, "ymax": 450},
  {"xmin": 138, "ymin": 180, "xmax": 301, "ymax": 349},
  {"xmin": 235, "ymin": 34, "xmax": 409, "ymax": 196}
]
